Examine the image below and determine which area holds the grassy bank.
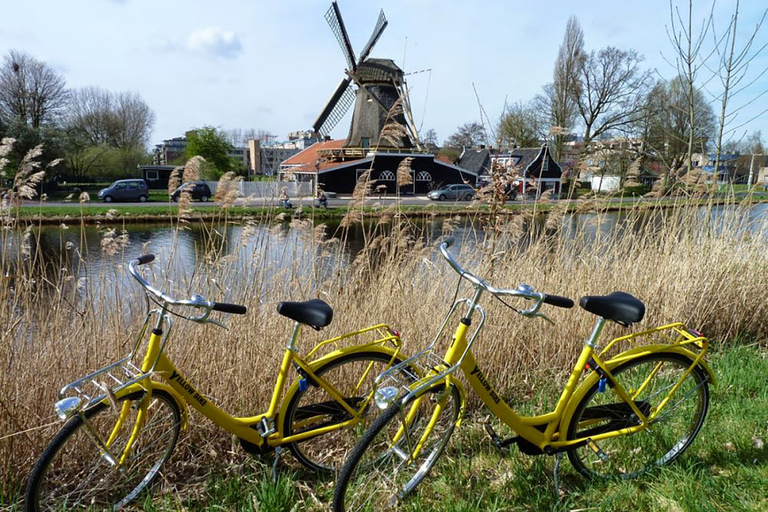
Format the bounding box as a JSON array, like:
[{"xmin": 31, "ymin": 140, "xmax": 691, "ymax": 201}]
[
  {"xmin": 0, "ymin": 193, "xmax": 766, "ymax": 508},
  {"xmin": 12, "ymin": 194, "xmax": 768, "ymax": 224},
  {"xmin": 4, "ymin": 345, "xmax": 762, "ymax": 511}
]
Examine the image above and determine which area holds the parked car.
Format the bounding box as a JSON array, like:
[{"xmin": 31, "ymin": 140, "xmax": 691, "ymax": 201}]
[
  {"xmin": 171, "ymin": 182, "xmax": 212, "ymax": 202},
  {"xmin": 97, "ymin": 179, "xmax": 149, "ymax": 203},
  {"xmin": 427, "ymin": 184, "xmax": 476, "ymax": 201}
]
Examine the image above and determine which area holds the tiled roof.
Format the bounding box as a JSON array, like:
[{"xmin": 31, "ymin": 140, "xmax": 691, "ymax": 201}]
[{"xmin": 281, "ymin": 139, "xmax": 347, "ymax": 169}]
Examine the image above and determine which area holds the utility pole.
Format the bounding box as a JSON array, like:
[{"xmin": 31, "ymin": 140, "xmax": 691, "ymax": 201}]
[{"xmin": 747, "ymin": 153, "xmax": 764, "ymax": 187}]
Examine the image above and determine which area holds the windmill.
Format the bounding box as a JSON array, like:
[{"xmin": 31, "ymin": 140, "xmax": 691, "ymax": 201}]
[{"xmin": 312, "ymin": 2, "xmax": 418, "ymax": 150}]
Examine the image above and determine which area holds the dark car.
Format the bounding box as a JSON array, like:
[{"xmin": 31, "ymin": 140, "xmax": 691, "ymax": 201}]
[
  {"xmin": 171, "ymin": 182, "xmax": 212, "ymax": 202},
  {"xmin": 427, "ymin": 184, "xmax": 476, "ymax": 201},
  {"xmin": 97, "ymin": 179, "xmax": 149, "ymax": 203}
]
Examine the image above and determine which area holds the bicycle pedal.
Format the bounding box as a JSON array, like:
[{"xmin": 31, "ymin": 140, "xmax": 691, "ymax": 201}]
[{"xmin": 484, "ymin": 423, "xmax": 516, "ymax": 452}]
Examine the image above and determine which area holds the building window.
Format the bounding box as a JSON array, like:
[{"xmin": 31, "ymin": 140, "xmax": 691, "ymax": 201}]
[
  {"xmin": 145, "ymin": 170, "xmax": 159, "ymax": 181},
  {"xmin": 361, "ymin": 137, "xmax": 370, "ymax": 149},
  {"xmin": 379, "ymin": 170, "xmax": 396, "ymax": 181},
  {"xmin": 416, "ymin": 171, "xmax": 432, "ymax": 181}
]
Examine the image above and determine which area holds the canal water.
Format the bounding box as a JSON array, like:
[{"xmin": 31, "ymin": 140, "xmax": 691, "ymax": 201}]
[{"xmin": 2, "ymin": 203, "xmax": 766, "ymax": 301}]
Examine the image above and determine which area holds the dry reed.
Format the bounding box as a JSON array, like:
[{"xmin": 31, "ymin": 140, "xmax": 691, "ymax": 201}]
[{"xmin": 0, "ymin": 149, "xmax": 766, "ymax": 490}]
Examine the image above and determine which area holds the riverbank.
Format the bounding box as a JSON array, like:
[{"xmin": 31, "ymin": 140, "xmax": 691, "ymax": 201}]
[{"xmin": 10, "ymin": 194, "xmax": 768, "ymax": 225}]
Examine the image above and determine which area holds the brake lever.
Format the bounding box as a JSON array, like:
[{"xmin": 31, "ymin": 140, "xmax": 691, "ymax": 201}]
[
  {"xmin": 203, "ymin": 318, "xmax": 227, "ymax": 329},
  {"xmin": 534, "ymin": 312, "xmax": 555, "ymax": 325}
]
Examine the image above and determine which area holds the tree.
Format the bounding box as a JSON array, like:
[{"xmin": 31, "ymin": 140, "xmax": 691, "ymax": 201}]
[
  {"xmin": 0, "ymin": 50, "xmax": 68, "ymax": 129},
  {"xmin": 642, "ymin": 77, "xmax": 715, "ymax": 183},
  {"xmin": 498, "ymin": 100, "xmax": 543, "ymax": 148},
  {"xmin": 67, "ymin": 87, "xmax": 155, "ymax": 150},
  {"xmin": 185, "ymin": 126, "xmax": 236, "ymax": 178},
  {"xmin": 665, "ymin": 1, "xmax": 715, "ymax": 180},
  {"xmin": 707, "ymin": 0, "xmax": 768, "ymax": 184},
  {"xmin": 572, "ymin": 47, "xmax": 653, "ymax": 149},
  {"xmin": 539, "ymin": 16, "xmax": 584, "ymax": 160},
  {"xmin": 421, "ymin": 128, "xmax": 438, "ymax": 148},
  {"xmin": 444, "ymin": 122, "xmax": 486, "ymax": 148}
]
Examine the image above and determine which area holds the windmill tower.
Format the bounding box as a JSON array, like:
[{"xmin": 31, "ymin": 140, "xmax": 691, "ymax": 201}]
[{"xmin": 312, "ymin": 2, "xmax": 415, "ymax": 150}]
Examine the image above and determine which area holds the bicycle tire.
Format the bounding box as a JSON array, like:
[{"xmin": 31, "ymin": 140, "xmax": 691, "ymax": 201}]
[
  {"xmin": 283, "ymin": 351, "xmax": 407, "ymax": 473},
  {"xmin": 333, "ymin": 381, "xmax": 461, "ymax": 511},
  {"xmin": 26, "ymin": 389, "xmax": 181, "ymax": 511},
  {"xmin": 566, "ymin": 351, "xmax": 709, "ymax": 479}
]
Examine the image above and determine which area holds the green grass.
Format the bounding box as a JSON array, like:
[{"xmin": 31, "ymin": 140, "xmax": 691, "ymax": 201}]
[{"xmin": 7, "ymin": 344, "xmax": 759, "ymax": 511}]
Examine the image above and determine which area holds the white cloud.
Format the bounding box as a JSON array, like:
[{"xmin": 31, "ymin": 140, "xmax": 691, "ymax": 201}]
[{"xmin": 186, "ymin": 27, "xmax": 243, "ymax": 59}]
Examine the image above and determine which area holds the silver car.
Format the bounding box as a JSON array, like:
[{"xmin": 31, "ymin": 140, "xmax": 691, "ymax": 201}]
[{"xmin": 427, "ymin": 184, "xmax": 476, "ymax": 201}]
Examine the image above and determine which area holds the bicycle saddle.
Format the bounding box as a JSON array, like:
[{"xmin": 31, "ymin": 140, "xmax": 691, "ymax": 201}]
[
  {"xmin": 277, "ymin": 299, "xmax": 333, "ymax": 329},
  {"xmin": 579, "ymin": 291, "xmax": 645, "ymax": 325}
]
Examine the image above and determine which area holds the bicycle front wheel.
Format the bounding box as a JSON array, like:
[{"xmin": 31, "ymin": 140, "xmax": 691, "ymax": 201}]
[
  {"xmin": 333, "ymin": 381, "xmax": 461, "ymax": 512},
  {"xmin": 26, "ymin": 389, "xmax": 181, "ymax": 511},
  {"xmin": 283, "ymin": 351, "xmax": 407, "ymax": 472},
  {"xmin": 566, "ymin": 352, "xmax": 710, "ymax": 479}
]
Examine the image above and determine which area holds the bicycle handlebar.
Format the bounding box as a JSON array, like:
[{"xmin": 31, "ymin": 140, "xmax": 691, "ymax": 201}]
[
  {"xmin": 128, "ymin": 255, "xmax": 247, "ymax": 321},
  {"xmin": 438, "ymin": 238, "xmax": 573, "ymax": 315}
]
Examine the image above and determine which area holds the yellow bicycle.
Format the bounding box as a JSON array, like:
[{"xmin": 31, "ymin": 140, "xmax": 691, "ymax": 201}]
[
  {"xmin": 333, "ymin": 238, "xmax": 713, "ymax": 511},
  {"xmin": 25, "ymin": 254, "xmax": 407, "ymax": 511}
]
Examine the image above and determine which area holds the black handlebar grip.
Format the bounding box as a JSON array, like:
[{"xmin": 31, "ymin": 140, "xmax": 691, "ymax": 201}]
[
  {"xmin": 136, "ymin": 254, "xmax": 155, "ymax": 265},
  {"xmin": 442, "ymin": 236, "xmax": 455, "ymax": 248},
  {"xmin": 543, "ymin": 294, "xmax": 574, "ymax": 309},
  {"xmin": 212, "ymin": 302, "xmax": 247, "ymax": 315}
]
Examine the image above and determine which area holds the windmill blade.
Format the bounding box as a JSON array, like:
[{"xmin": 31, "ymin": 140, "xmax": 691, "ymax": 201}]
[
  {"xmin": 358, "ymin": 9, "xmax": 388, "ymax": 64},
  {"xmin": 312, "ymin": 77, "xmax": 355, "ymax": 138},
  {"xmin": 325, "ymin": 2, "xmax": 357, "ymax": 71}
]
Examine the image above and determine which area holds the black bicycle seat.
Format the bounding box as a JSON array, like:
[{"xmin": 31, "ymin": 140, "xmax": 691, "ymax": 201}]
[
  {"xmin": 277, "ymin": 299, "xmax": 333, "ymax": 329},
  {"xmin": 579, "ymin": 292, "xmax": 645, "ymax": 325}
]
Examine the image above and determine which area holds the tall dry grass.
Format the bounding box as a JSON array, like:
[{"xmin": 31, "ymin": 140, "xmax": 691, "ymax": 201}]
[{"xmin": 0, "ymin": 148, "xmax": 766, "ymax": 491}]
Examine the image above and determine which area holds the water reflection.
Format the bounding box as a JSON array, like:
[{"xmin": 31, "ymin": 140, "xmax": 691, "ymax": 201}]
[{"xmin": 2, "ymin": 203, "xmax": 765, "ymax": 297}]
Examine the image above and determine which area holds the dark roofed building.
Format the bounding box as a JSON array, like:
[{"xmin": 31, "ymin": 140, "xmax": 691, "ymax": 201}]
[
  {"xmin": 279, "ymin": 139, "xmax": 477, "ymax": 195},
  {"xmin": 457, "ymin": 148, "xmax": 491, "ymax": 179}
]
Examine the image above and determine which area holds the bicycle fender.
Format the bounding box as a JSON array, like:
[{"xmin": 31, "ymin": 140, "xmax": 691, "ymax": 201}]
[
  {"xmin": 276, "ymin": 344, "xmax": 402, "ymax": 437},
  {"xmin": 114, "ymin": 382, "xmax": 190, "ymax": 430},
  {"xmin": 559, "ymin": 345, "xmax": 714, "ymax": 438}
]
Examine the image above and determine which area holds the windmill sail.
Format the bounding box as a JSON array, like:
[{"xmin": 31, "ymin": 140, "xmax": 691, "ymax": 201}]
[
  {"xmin": 325, "ymin": 2, "xmax": 356, "ymax": 71},
  {"xmin": 312, "ymin": 77, "xmax": 356, "ymax": 138},
  {"xmin": 357, "ymin": 10, "xmax": 388, "ymax": 65}
]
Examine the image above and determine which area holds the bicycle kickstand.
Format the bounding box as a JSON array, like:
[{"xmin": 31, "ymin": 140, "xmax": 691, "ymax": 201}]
[
  {"xmin": 272, "ymin": 446, "xmax": 283, "ymax": 482},
  {"xmin": 552, "ymin": 452, "xmax": 563, "ymax": 499}
]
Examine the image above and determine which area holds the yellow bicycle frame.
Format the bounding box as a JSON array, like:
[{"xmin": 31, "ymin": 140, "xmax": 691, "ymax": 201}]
[
  {"xmin": 404, "ymin": 321, "xmax": 714, "ymax": 455},
  {"xmin": 108, "ymin": 323, "xmax": 402, "ymax": 461}
]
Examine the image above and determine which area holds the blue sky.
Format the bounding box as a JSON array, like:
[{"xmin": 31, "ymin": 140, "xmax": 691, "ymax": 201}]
[{"xmin": 2, "ymin": 0, "xmax": 766, "ymax": 147}]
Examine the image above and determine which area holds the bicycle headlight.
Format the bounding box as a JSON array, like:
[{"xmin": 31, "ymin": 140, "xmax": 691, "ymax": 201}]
[
  {"xmin": 374, "ymin": 386, "xmax": 399, "ymax": 410},
  {"xmin": 54, "ymin": 397, "xmax": 82, "ymax": 420}
]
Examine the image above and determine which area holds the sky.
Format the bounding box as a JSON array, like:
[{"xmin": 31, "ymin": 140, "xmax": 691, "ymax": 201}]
[{"xmin": 1, "ymin": 0, "xmax": 766, "ymax": 149}]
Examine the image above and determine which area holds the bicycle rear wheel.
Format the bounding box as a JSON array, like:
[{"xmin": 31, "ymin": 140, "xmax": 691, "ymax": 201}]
[
  {"xmin": 283, "ymin": 351, "xmax": 407, "ymax": 472},
  {"xmin": 26, "ymin": 389, "xmax": 181, "ymax": 511},
  {"xmin": 566, "ymin": 352, "xmax": 709, "ymax": 479},
  {"xmin": 333, "ymin": 381, "xmax": 461, "ymax": 512}
]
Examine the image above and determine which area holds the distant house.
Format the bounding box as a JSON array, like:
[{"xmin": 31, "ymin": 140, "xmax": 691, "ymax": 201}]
[
  {"xmin": 457, "ymin": 148, "xmax": 491, "ymax": 182},
  {"xmin": 279, "ymin": 139, "xmax": 477, "ymax": 195}
]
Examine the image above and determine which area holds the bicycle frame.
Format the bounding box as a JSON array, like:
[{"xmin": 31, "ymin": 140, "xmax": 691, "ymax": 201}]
[
  {"xmin": 405, "ymin": 307, "xmax": 715, "ymax": 455},
  {"xmin": 58, "ymin": 307, "xmax": 403, "ymax": 467}
]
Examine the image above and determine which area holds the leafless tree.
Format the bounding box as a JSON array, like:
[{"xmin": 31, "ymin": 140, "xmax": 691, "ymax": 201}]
[
  {"xmin": 498, "ymin": 100, "xmax": 543, "ymax": 148},
  {"xmin": 67, "ymin": 87, "xmax": 155, "ymax": 150},
  {"xmin": 444, "ymin": 122, "xmax": 486, "ymax": 148},
  {"xmin": 538, "ymin": 16, "xmax": 584, "ymax": 160},
  {"xmin": 0, "ymin": 50, "xmax": 68, "ymax": 128},
  {"xmin": 571, "ymin": 47, "xmax": 653, "ymax": 148},
  {"xmin": 707, "ymin": 0, "xmax": 768, "ymax": 183},
  {"xmin": 665, "ymin": 0, "xmax": 716, "ymax": 181}
]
